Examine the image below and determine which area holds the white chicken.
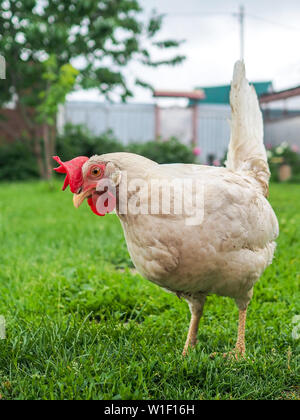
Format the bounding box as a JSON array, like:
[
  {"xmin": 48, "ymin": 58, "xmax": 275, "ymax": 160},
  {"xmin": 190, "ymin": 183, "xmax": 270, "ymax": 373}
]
[{"xmin": 55, "ymin": 61, "xmax": 279, "ymax": 358}]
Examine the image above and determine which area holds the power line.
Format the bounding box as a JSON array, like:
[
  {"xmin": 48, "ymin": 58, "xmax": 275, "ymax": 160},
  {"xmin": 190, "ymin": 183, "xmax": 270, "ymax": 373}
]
[
  {"xmin": 166, "ymin": 12, "xmax": 229, "ymax": 16},
  {"xmin": 166, "ymin": 6, "xmax": 300, "ymax": 63},
  {"xmin": 247, "ymin": 14, "xmax": 300, "ymax": 32},
  {"xmin": 166, "ymin": 10, "xmax": 300, "ymax": 32}
]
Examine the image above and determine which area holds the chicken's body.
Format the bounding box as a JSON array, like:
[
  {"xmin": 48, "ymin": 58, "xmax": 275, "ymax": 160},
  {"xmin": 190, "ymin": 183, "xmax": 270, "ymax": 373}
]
[
  {"xmin": 116, "ymin": 161, "xmax": 277, "ymax": 310},
  {"xmin": 56, "ymin": 62, "xmax": 279, "ymax": 357}
]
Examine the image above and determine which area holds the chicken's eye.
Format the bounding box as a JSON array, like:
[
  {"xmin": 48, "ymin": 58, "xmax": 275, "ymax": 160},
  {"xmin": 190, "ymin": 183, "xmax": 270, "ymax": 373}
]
[{"xmin": 90, "ymin": 167, "xmax": 103, "ymax": 178}]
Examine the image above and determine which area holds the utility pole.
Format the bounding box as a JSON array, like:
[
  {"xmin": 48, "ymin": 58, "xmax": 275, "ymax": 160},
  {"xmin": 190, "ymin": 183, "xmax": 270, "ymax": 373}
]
[
  {"xmin": 239, "ymin": 5, "xmax": 245, "ymax": 61},
  {"xmin": 0, "ymin": 55, "xmax": 5, "ymax": 79}
]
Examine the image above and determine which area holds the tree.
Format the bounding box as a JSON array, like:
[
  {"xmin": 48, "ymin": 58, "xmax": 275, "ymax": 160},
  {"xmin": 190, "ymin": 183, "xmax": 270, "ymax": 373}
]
[
  {"xmin": 0, "ymin": 0, "xmax": 185, "ymax": 178},
  {"xmin": 36, "ymin": 55, "xmax": 79, "ymax": 179}
]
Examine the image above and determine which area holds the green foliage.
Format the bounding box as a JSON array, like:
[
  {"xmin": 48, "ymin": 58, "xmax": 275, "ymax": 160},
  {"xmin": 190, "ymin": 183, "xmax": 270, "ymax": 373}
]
[
  {"xmin": 36, "ymin": 55, "xmax": 79, "ymax": 125},
  {"xmin": 0, "ymin": 126, "xmax": 195, "ymax": 181},
  {"xmin": 56, "ymin": 124, "xmax": 125, "ymax": 161},
  {"xmin": 267, "ymin": 142, "xmax": 300, "ymax": 182},
  {"xmin": 0, "ymin": 182, "xmax": 298, "ymax": 399},
  {"xmin": 127, "ymin": 137, "xmax": 196, "ymax": 164},
  {"xmin": 0, "ymin": 141, "xmax": 39, "ymax": 181},
  {"xmin": 0, "ymin": 0, "xmax": 185, "ymax": 106},
  {"xmin": 222, "ymin": 141, "xmax": 300, "ymax": 183}
]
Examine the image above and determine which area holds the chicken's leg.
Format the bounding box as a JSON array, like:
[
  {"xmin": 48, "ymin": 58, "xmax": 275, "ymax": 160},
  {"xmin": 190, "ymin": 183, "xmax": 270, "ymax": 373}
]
[
  {"xmin": 182, "ymin": 296, "xmax": 206, "ymax": 356},
  {"xmin": 235, "ymin": 307, "xmax": 247, "ymax": 357}
]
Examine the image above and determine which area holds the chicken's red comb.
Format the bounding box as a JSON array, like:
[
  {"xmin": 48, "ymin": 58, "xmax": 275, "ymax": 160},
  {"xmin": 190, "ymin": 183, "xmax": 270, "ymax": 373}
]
[{"xmin": 53, "ymin": 156, "xmax": 89, "ymax": 193}]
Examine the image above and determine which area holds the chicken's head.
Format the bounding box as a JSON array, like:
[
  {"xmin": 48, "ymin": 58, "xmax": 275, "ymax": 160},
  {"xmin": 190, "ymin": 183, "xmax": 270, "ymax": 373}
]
[{"xmin": 53, "ymin": 155, "xmax": 121, "ymax": 216}]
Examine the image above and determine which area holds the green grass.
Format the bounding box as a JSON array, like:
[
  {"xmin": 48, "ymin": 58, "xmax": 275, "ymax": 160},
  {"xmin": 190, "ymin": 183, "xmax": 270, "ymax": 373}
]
[{"xmin": 0, "ymin": 181, "xmax": 299, "ymax": 400}]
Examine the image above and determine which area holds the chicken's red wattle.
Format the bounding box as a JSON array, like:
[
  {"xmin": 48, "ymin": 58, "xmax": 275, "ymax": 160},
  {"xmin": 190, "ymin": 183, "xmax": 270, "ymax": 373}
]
[{"xmin": 88, "ymin": 191, "xmax": 116, "ymax": 216}]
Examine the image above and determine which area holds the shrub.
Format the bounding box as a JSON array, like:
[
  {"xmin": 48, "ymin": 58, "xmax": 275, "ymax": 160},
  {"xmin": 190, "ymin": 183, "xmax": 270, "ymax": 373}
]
[
  {"xmin": 0, "ymin": 140, "xmax": 39, "ymax": 181},
  {"xmin": 56, "ymin": 124, "xmax": 124, "ymax": 161},
  {"xmin": 0, "ymin": 124, "xmax": 196, "ymax": 181},
  {"xmin": 127, "ymin": 137, "xmax": 196, "ymax": 164},
  {"xmin": 222, "ymin": 141, "xmax": 300, "ymax": 183},
  {"xmin": 56, "ymin": 125, "xmax": 195, "ymax": 164},
  {"xmin": 267, "ymin": 142, "xmax": 300, "ymax": 182}
]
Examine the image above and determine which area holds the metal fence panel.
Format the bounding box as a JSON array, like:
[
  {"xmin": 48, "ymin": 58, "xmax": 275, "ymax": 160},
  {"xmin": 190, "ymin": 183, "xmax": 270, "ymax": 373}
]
[
  {"xmin": 159, "ymin": 107, "xmax": 193, "ymax": 144},
  {"xmin": 264, "ymin": 117, "xmax": 300, "ymax": 148},
  {"xmin": 61, "ymin": 101, "xmax": 155, "ymax": 145},
  {"xmin": 197, "ymin": 105, "xmax": 231, "ymax": 162}
]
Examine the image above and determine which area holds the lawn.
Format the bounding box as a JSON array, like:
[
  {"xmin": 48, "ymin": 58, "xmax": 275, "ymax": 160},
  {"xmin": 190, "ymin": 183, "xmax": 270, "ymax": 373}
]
[{"xmin": 0, "ymin": 181, "xmax": 299, "ymax": 400}]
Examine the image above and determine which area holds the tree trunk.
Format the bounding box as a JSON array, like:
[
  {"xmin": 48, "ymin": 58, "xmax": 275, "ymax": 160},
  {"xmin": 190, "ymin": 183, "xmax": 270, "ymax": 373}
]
[
  {"xmin": 43, "ymin": 123, "xmax": 53, "ymax": 180},
  {"xmin": 34, "ymin": 134, "xmax": 45, "ymax": 179},
  {"xmin": 50, "ymin": 119, "xmax": 56, "ymax": 158}
]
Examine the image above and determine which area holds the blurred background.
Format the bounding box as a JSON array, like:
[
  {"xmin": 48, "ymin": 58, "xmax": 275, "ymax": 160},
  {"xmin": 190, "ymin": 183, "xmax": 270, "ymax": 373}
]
[{"xmin": 1, "ymin": 0, "xmax": 300, "ymax": 182}]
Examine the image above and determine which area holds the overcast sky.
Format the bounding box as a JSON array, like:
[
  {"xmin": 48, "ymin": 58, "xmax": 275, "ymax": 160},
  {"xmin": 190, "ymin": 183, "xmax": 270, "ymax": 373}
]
[{"xmin": 69, "ymin": 0, "xmax": 300, "ymax": 103}]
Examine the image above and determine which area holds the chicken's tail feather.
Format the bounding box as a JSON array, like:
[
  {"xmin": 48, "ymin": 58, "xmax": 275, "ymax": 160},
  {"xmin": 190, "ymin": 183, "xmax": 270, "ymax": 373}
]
[{"xmin": 226, "ymin": 61, "xmax": 270, "ymax": 197}]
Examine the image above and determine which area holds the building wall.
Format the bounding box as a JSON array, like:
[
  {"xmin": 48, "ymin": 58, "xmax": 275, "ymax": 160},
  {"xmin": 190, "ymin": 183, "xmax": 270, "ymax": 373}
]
[
  {"xmin": 264, "ymin": 116, "xmax": 300, "ymax": 148},
  {"xmin": 0, "ymin": 107, "xmax": 42, "ymax": 143}
]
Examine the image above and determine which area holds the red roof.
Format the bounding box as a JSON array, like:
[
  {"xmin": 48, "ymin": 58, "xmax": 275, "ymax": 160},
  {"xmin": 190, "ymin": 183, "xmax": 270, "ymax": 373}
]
[
  {"xmin": 260, "ymin": 86, "xmax": 300, "ymax": 103},
  {"xmin": 154, "ymin": 90, "xmax": 205, "ymax": 100}
]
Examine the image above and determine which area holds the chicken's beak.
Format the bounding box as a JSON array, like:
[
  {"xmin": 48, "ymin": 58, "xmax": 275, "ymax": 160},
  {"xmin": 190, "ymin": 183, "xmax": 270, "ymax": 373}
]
[{"xmin": 73, "ymin": 190, "xmax": 93, "ymax": 208}]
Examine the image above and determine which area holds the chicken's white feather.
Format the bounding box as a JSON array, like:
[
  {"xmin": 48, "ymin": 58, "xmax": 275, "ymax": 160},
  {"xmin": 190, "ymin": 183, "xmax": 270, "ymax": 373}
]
[{"xmin": 226, "ymin": 61, "xmax": 270, "ymax": 196}]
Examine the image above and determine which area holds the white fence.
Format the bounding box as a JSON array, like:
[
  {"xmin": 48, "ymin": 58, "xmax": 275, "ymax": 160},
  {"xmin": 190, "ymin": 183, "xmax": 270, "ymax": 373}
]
[
  {"xmin": 59, "ymin": 101, "xmax": 155, "ymax": 145},
  {"xmin": 159, "ymin": 107, "xmax": 193, "ymax": 144},
  {"xmin": 197, "ymin": 105, "xmax": 231, "ymax": 162},
  {"xmin": 60, "ymin": 101, "xmax": 233, "ymax": 162}
]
